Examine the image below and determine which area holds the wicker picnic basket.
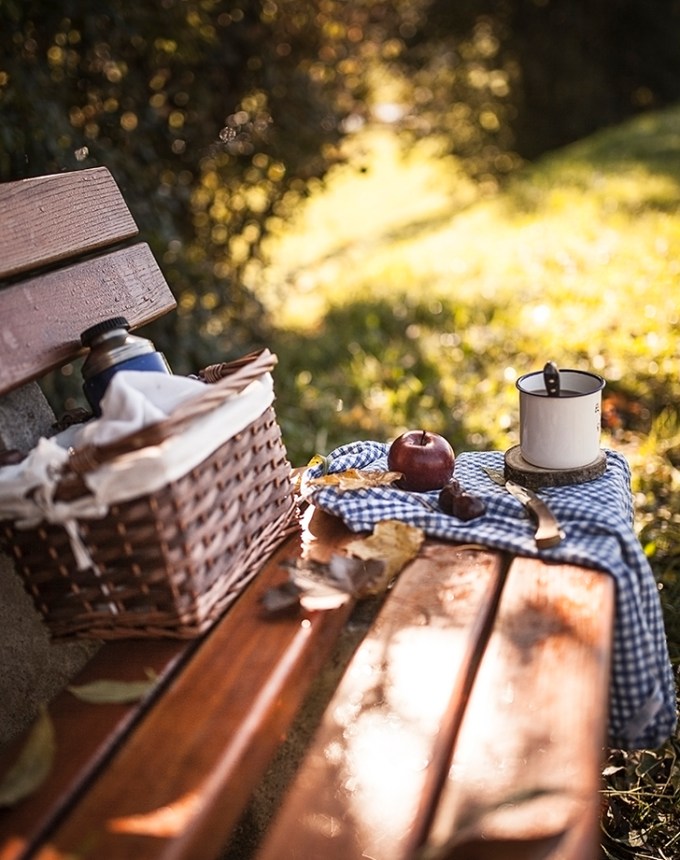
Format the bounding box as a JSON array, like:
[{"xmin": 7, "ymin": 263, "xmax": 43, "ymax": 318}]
[{"xmin": 1, "ymin": 348, "xmax": 299, "ymax": 639}]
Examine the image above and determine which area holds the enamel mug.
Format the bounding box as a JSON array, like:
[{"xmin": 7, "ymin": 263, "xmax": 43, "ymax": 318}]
[{"xmin": 516, "ymin": 367, "xmax": 606, "ymax": 470}]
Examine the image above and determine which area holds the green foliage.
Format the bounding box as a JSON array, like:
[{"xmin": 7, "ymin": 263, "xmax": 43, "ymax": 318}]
[
  {"xmin": 0, "ymin": 0, "xmax": 389, "ymax": 362},
  {"xmin": 413, "ymin": 0, "xmax": 680, "ymax": 160}
]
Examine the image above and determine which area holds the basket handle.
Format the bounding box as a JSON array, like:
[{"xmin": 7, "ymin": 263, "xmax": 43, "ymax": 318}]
[{"xmin": 67, "ymin": 348, "xmax": 278, "ymax": 476}]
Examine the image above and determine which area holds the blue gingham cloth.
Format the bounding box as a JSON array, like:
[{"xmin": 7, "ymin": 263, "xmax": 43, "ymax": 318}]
[{"xmin": 306, "ymin": 442, "xmax": 677, "ymax": 749}]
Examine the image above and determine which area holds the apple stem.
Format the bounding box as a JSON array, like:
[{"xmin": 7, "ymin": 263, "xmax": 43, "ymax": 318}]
[{"xmin": 420, "ymin": 430, "xmax": 427, "ymax": 445}]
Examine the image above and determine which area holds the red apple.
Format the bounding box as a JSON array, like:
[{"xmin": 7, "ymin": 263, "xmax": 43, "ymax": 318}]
[{"xmin": 387, "ymin": 430, "xmax": 456, "ymax": 492}]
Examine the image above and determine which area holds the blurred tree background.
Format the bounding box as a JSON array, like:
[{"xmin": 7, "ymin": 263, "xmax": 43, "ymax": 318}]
[{"xmin": 2, "ymin": 0, "xmax": 680, "ymax": 372}]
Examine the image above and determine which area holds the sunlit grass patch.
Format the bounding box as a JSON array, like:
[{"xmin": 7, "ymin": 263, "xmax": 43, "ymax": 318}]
[
  {"xmin": 257, "ymin": 127, "xmax": 479, "ymax": 327},
  {"xmin": 267, "ymin": 108, "xmax": 680, "ymax": 483},
  {"xmin": 263, "ymin": 117, "xmax": 680, "ymax": 384}
]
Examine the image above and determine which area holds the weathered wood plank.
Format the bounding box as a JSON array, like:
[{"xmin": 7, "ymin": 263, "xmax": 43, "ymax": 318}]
[
  {"xmin": 22, "ymin": 510, "xmax": 360, "ymax": 860},
  {"xmin": 0, "ymin": 168, "xmax": 138, "ymax": 280},
  {"xmin": 0, "ymin": 245, "xmax": 177, "ymax": 395},
  {"xmin": 425, "ymin": 557, "xmax": 614, "ymax": 860},
  {"xmin": 0, "ymin": 639, "xmax": 191, "ymax": 860},
  {"xmin": 255, "ymin": 543, "xmax": 508, "ymax": 860}
]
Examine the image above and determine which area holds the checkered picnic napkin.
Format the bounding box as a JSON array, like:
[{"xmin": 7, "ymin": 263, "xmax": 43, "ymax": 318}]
[{"xmin": 306, "ymin": 442, "xmax": 677, "ymax": 749}]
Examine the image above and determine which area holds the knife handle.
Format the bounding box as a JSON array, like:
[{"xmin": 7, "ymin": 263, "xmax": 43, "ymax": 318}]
[
  {"xmin": 529, "ymin": 499, "xmax": 564, "ymax": 548},
  {"xmin": 506, "ymin": 481, "xmax": 564, "ymax": 548}
]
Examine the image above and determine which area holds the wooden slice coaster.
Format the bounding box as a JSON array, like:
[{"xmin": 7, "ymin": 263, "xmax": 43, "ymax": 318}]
[{"xmin": 504, "ymin": 445, "xmax": 607, "ymax": 489}]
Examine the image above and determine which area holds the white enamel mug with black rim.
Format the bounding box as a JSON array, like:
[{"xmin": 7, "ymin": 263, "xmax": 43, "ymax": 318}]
[{"xmin": 516, "ymin": 368, "xmax": 606, "ymax": 470}]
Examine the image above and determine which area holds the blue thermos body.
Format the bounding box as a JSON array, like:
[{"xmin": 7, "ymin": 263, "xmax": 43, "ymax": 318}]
[{"xmin": 80, "ymin": 316, "xmax": 171, "ymax": 415}]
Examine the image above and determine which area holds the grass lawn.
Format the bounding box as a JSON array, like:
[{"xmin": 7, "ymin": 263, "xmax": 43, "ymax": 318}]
[{"xmin": 255, "ymin": 108, "xmax": 680, "ymax": 858}]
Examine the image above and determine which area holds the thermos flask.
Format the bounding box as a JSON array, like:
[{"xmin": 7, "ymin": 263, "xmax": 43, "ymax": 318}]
[{"xmin": 80, "ymin": 316, "xmax": 171, "ymax": 415}]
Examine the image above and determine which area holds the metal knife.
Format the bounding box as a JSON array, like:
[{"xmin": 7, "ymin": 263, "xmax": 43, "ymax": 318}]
[{"xmin": 482, "ymin": 467, "xmax": 565, "ymax": 549}]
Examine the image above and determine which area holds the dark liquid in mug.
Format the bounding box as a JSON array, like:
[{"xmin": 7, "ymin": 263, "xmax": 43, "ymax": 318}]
[{"xmin": 535, "ymin": 388, "xmax": 584, "ymax": 397}]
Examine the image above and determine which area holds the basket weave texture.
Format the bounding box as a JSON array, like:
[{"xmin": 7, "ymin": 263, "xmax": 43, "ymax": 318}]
[{"xmin": 2, "ymin": 349, "xmax": 298, "ymax": 639}]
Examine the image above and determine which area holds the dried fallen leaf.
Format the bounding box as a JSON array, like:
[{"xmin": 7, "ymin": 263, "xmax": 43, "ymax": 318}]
[
  {"xmin": 261, "ymin": 520, "xmax": 425, "ymax": 614},
  {"xmin": 109, "ymin": 788, "xmax": 203, "ymax": 836},
  {"xmin": 68, "ymin": 669, "xmax": 158, "ymax": 704},
  {"xmin": 345, "ymin": 520, "xmax": 425, "ymax": 594},
  {"xmin": 0, "ymin": 706, "xmax": 55, "ymax": 807},
  {"xmin": 306, "ymin": 468, "xmax": 402, "ymax": 494},
  {"xmin": 299, "ymin": 582, "xmax": 354, "ymax": 612},
  {"xmin": 294, "ymin": 555, "xmax": 385, "ymax": 604},
  {"xmin": 261, "ymin": 554, "xmax": 386, "ymax": 614},
  {"xmin": 307, "ymin": 453, "xmax": 332, "ymax": 474},
  {"xmin": 260, "ymin": 579, "xmax": 304, "ymax": 614}
]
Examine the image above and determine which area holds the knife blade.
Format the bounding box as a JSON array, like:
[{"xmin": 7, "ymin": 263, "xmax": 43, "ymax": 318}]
[{"xmin": 482, "ymin": 466, "xmax": 565, "ymax": 549}]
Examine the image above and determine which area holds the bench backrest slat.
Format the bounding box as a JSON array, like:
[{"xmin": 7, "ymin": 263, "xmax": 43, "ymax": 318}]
[
  {"xmin": 0, "ymin": 168, "xmax": 177, "ymax": 396},
  {"xmin": 0, "ymin": 167, "xmax": 139, "ymax": 280},
  {"xmin": 0, "ymin": 246, "xmax": 176, "ymax": 395}
]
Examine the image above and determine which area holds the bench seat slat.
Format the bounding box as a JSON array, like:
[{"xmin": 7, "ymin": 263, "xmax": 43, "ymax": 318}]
[
  {"xmin": 0, "ymin": 245, "xmax": 177, "ymax": 394},
  {"xmin": 19, "ymin": 510, "xmax": 358, "ymax": 860},
  {"xmin": 0, "ymin": 639, "xmax": 192, "ymax": 860},
  {"xmin": 255, "ymin": 543, "xmax": 508, "ymax": 860},
  {"xmin": 427, "ymin": 557, "xmax": 614, "ymax": 860},
  {"xmin": 0, "ymin": 168, "xmax": 138, "ymax": 280}
]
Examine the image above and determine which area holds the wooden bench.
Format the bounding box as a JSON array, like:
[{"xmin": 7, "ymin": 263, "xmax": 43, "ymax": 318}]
[{"xmin": 0, "ymin": 168, "xmax": 615, "ymax": 860}]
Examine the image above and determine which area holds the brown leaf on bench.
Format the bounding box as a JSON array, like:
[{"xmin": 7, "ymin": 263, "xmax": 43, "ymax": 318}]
[
  {"xmin": 345, "ymin": 519, "xmax": 425, "ymax": 593},
  {"xmin": 261, "ymin": 520, "xmax": 424, "ymax": 614},
  {"xmin": 423, "ymin": 787, "xmax": 574, "ymax": 860},
  {"xmin": 421, "ymin": 831, "xmax": 567, "ymax": 860},
  {"xmin": 306, "ymin": 468, "xmax": 403, "ymax": 493},
  {"xmin": 261, "ymin": 554, "xmax": 386, "ymax": 613},
  {"xmin": 0, "ymin": 706, "xmax": 55, "ymax": 808},
  {"xmin": 109, "ymin": 789, "xmax": 203, "ymax": 837},
  {"xmin": 67, "ymin": 670, "xmax": 158, "ymax": 704},
  {"xmin": 260, "ymin": 579, "xmax": 306, "ymax": 614},
  {"xmin": 286, "ymin": 554, "xmax": 386, "ymax": 611}
]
